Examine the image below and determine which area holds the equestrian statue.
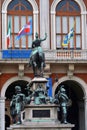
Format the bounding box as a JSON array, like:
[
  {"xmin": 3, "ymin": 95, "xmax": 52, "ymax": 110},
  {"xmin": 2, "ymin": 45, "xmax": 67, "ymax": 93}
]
[{"xmin": 29, "ymin": 32, "xmax": 47, "ymax": 77}]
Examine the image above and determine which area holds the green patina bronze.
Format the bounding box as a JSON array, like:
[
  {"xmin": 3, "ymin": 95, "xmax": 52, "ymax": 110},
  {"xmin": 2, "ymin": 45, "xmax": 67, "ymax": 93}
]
[
  {"xmin": 29, "ymin": 32, "xmax": 47, "ymax": 77},
  {"xmin": 57, "ymin": 85, "xmax": 71, "ymax": 124},
  {"xmin": 32, "ymin": 84, "xmax": 47, "ymax": 105},
  {"xmin": 10, "ymin": 86, "xmax": 26, "ymax": 124},
  {"xmin": 10, "ymin": 83, "xmax": 72, "ymax": 125}
]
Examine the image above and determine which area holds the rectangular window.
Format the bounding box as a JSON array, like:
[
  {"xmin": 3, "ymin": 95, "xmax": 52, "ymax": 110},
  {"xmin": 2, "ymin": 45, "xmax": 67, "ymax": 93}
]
[
  {"xmin": 76, "ymin": 35, "xmax": 81, "ymax": 48},
  {"xmin": 56, "ymin": 16, "xmax": 61, "ymax": 33},
  {"xmin": 21, "ymin": 16, "xmax": 26, "ymax": 48},
  {"xmin": 8, "ymin": 15, "xmax": 33, "ymax": 49},
  {"xmin": 76, "ymin": 17, "xmax": 80, "ymax": 33},
  {"xmin": 21, "ymin": 37, "xmax": 26, "ymax": 48},
  {"xmin": 28, "ymin": 36, "xmax": 32, "ymax": 48},
  {"xmin": 14, "ymin": 16, "xmax": 19, "ymax": 33},
  {"xmin": 70, "ymin": 38, "xmax": 74, "ymax": 49},
  {"xmin": 69, "ymin": 17, "xmax": 74, "ymax": 29},
  {"xmin": 56, "ymin": 35, "xmax": 61, "ymax": 48},
  {"xmin": 56, "ymin": 16, "xmax": 61, "ymax": 49},
  {"xmin": 62, "ymin": 17, "xmax": 68, "ymax": 33},
  {"xmin": 14, "ymin": 35, "xmax": 20, "ymax": 48},
  {"xmin": 28, "ymin": 16, "xmax": 33, "ymax": 48}
]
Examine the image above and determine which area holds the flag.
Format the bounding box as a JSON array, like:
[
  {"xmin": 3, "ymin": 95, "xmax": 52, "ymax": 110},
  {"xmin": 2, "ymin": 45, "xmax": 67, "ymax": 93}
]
[
  {"xmin": 16, "ymin": 19, "xmax": 32, "ymax": 40},
  {"xmin": 7, "ymin": 20, "xmax": 11, "ymax": 48},
  {"xmin": 62, "ymin": 27, "xmax": 74, "ymax": 47}
]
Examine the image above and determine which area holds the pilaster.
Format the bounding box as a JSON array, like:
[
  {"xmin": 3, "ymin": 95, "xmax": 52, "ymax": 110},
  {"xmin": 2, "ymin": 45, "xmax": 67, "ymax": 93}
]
[
  {"xmin": 51, "ymin": 11, "xmax": 56, "ymax": 49},
  {"xmin": 0, "ymin": 97, "xmax": 5, "ymax": 130},
  {"xmin": 81, "ymin": 11, "xmax": 86, "ymax": 49},
  {"xmin": 40, "ymin": 0, "xmax": 50, "ymax": 49},
  {"xmin": 2, "ymin": 11, "xmax": 7, "ymax": 49},
  {"xmin": 33, "ymin": 10, "xmax": 39, "ymax": 38}
]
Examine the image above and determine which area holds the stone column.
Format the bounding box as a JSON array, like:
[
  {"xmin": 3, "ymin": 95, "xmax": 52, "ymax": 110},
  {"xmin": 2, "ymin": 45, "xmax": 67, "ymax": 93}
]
[
  {"xmin": 33, "ymin": 10, "xmax": 39, "ymax": 38},
  {"xmin": 2, "ymin": 11, "xmax": 7, "ymax": 49},
  {"xmin": 0, "ymin": 97, "xmax": 5, "ymax": 130},
  {"xmin": 84, "ymin": 96, "xmax": 87, "ymax": 130},
  {"xmin": 40, "ymin": 0, "xmax": 50, "ymax": 49},
  {"xmin": 51, "ymin": 11, "xmax": 56, "ymax": 49},
  {"xmin": 81, "ymin": 11, "xmax": 86, "ymax": 49}
]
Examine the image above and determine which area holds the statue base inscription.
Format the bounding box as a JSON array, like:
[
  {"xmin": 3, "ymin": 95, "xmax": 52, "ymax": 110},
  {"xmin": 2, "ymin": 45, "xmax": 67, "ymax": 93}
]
[{"xmin": 33, "ymin": 109, "xmax": 50, "ymax": 117}]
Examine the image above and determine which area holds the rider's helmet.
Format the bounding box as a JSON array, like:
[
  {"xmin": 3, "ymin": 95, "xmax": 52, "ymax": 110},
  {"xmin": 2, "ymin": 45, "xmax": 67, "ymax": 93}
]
[
  {"xmin": 60, "ymin": 85, "xmax": 66, "ymax": 92},
  {"xmin": 15, "ymin": 86, "xmax": 21, "ymax": 93}
]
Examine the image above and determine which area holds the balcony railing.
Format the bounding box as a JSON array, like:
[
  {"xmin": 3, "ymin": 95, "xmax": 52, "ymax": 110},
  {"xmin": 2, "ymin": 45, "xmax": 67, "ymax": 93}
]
[
  {"xmin": 45, "ymin": 49, "xmax": 87, "ymax": 62},
  {"xmin": 0, "ymin": 49, "xmax": 87, "ymax": 63}
]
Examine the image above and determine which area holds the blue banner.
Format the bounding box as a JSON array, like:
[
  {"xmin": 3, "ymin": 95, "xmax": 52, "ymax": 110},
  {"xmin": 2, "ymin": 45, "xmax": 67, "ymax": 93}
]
[
  {"xmin": 46, "ymin": 78, "xmax": 52, "ymax": 97},
  {"xmin": 2, "ymin": 50, "xmax": 32, "ymax": 59}
]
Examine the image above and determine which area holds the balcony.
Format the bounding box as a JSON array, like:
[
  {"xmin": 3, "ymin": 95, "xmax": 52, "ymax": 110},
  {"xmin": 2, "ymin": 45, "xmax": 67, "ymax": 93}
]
[
  {"xmin": 45, "ymin": 49, "xmax": 87, "ymax": 63},
  {"xmin": 0, "ymin": 49, "xmax": 87, "ymax": 64}
]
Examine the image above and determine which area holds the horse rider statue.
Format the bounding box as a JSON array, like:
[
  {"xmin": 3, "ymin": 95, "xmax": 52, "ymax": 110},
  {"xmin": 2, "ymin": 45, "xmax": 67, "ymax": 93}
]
[{"xmin": 29, "ymin": 32, "xmax": 47, "ymax": 76}]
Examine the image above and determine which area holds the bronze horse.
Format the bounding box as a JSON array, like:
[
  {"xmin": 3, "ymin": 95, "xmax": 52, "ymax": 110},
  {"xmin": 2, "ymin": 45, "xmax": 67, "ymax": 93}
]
[{"xmin": 29, "ymin": 50, "xmax": 45, "ymax": 77}]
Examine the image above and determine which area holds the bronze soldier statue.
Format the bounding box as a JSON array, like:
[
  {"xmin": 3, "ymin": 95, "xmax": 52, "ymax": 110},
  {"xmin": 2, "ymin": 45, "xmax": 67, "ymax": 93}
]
[
  {"xmin": 58, "ymin": 85, "xmax": 70, "ymax": 124},
  {"xmin": 10, "ymin": 86, "xmax": 26, "ymax": 124}
]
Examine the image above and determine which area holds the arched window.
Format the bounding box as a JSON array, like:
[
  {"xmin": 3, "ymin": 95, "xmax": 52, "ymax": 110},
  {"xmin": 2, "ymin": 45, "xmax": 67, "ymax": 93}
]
[
  {"xmin": 56, "ymin": 0, "xmax": 81, "ymax": 50},
  {"xmin": 7, "ymin": 0, "xmax": 33, "ymax": 49}
]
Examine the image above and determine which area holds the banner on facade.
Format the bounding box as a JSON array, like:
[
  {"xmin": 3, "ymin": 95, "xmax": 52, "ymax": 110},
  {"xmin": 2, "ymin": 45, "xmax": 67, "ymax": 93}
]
[
  {"xmin": 2, "ymin": 50, "xmax": 32, "ymax": 58},
  {"xmin": 46, "ymin": 78, "xmax": 52, "ymax": 97}
]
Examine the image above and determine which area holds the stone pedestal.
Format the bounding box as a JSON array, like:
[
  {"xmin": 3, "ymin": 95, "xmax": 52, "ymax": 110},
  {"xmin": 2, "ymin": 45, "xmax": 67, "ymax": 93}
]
[
  {"xmin": 22, "ymin": 104, "xmax": 59, "ymax": 124},
  {"xmin": 29, "ymin": 77, "xmax": 48, "ymax": 90},
  {"xmin": 8, "ymin": 104, "xmax": 74, "ymax": 130}
]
